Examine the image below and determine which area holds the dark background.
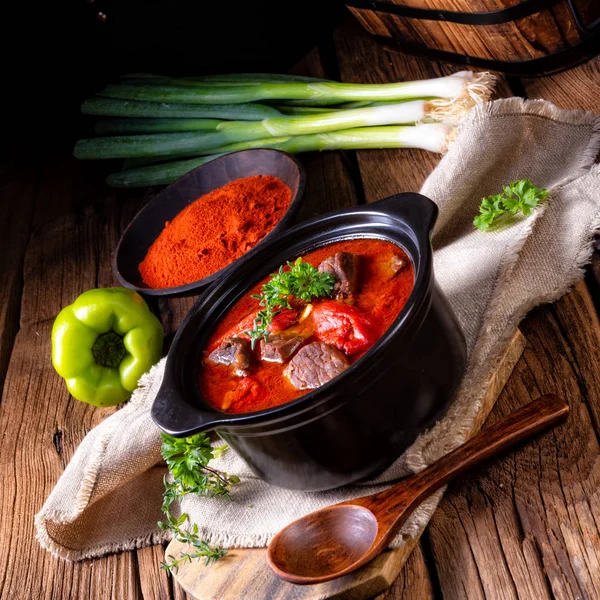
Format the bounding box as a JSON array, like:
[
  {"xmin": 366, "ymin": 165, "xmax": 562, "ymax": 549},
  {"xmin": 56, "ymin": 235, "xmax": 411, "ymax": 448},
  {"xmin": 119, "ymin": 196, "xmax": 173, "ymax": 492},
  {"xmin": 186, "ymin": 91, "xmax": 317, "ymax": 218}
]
[{"xmin": 4, "ymin": 0, "xmax": 346, "ymax": 160}]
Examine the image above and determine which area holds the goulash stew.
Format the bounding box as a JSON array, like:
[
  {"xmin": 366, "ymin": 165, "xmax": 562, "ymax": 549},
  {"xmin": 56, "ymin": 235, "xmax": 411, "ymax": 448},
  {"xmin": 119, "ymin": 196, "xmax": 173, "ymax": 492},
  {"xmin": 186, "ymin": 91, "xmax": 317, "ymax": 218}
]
[{"xmin": 198, "ymin": 239, "xmax": 414, "ymax": 413}]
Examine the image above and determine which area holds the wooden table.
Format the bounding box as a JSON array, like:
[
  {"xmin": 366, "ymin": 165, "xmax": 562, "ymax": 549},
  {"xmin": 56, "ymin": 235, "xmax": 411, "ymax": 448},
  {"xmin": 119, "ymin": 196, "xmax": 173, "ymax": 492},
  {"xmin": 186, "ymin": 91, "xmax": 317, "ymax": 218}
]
[{"xmin": 1, "ymin": 17, "xmax": 600, "ymax": 600}]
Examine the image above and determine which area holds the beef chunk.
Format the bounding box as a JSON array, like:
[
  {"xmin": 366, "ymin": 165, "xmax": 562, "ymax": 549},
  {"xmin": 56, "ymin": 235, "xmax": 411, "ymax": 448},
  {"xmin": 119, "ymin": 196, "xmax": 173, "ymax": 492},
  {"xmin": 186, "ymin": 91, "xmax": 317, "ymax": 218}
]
[
  {"xmin": 260, "ymin": 334, "xmax": 306, "ymax": 364},
  {"xmin": 390, "ymin": 254, "xmax": 408, "ymax": 276},
  {"xmin": 207, "ymin": 336, "xmax": 251, "ymax": 376},
  {"xmin": 284, "ymin": 342, "xmax": 349, "ymax": 390},
  {"xmin": 318, "ymin": 252, "xmax": 358, "ymax": 299}
]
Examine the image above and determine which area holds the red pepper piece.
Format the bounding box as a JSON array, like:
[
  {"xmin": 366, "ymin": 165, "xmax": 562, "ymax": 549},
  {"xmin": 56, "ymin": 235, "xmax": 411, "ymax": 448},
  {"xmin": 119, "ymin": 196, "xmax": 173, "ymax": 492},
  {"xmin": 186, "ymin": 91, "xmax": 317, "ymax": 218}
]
[
  {"xmin": 312, "ymin": 301, "xmax": 377, "ymax": 355},
  {"xmin": 231, "ymin": 376, "xmax": 266, "ymax": 412},
  {"xmin": 268, "ymin": 309, "xmax": 298, "ymax": 333}
]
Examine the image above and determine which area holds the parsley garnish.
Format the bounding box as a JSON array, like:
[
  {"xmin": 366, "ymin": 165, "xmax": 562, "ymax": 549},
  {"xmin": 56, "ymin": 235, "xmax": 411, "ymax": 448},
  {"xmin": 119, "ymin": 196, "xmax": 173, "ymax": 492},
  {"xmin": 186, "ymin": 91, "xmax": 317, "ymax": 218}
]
[
  {"xmin": 246, "ymin": 257, "xmax": 335, "ymax": 349},
  {"xmin": 474, "ymin": 180, "xmax": 549, "ymax": 231},
  {"xmin": 158, "ymin": 433, "xmax": 239, "ymax": 573}
]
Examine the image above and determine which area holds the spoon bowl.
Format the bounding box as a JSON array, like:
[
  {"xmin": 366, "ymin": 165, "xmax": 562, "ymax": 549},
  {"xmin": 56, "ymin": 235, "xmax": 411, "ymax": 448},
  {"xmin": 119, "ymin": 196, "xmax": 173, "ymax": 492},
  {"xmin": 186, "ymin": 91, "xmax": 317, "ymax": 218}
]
[
  {"xmin": 269, "ymin": 505, "xmax": 378, "ymax": 581},
  {"xmin": 267, "ymin": 394, "xmax": 569, "ymax": 585}
]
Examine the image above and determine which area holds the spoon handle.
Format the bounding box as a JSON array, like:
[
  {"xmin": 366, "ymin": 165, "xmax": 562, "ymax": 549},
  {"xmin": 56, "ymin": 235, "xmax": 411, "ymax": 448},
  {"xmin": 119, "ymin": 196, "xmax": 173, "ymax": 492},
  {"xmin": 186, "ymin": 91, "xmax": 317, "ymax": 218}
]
[
  {"xmin": 368, "ymin": 394, "xmax": 568, "ymax": 528},
  {"xmin": 411, "ymin": 393, "xmax": 568, "ymax": 493}
]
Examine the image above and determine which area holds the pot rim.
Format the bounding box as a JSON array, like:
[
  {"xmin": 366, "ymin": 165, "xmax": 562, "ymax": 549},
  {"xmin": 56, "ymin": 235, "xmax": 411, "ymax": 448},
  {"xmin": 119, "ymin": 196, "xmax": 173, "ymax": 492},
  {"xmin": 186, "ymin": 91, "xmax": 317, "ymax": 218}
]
[{"xmin": 152, "ymin": 192, "xmax": 439, "ymax": 436}]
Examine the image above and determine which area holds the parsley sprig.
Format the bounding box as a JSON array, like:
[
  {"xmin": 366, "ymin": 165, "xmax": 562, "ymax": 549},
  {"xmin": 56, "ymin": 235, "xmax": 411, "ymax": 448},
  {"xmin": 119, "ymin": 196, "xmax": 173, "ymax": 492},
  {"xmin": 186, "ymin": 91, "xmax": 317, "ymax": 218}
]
[
  {"xmin": 159, "ymin": 433, "xmax": 239, "ymax": 573},
  {"xmin": 474, "ymin": 180, "xmax": 549, "ymax": 231},
  {"xmin": 246, "ymin": 257, "xmax": 335, "ymax": 349}
]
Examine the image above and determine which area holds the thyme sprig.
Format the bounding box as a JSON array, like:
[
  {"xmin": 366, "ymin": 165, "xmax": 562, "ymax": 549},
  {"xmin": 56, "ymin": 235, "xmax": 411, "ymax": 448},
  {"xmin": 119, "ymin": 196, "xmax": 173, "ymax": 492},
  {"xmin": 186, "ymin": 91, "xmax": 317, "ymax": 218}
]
[
  {"xmin": 246, "ymin": 258, "xmax": 335, "ymax": 348},
  {"xmin": 158, "ymin": 433, "xmax": 239, "ymax": 573},
  {"xmin": 474, "ymin": 179, "xmax": 549, "ymax": 231}
]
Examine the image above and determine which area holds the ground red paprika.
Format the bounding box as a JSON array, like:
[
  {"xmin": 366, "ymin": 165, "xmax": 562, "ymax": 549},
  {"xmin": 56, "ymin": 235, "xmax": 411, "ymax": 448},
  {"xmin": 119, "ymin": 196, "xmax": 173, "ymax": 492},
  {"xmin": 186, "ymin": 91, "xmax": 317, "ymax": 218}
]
[{"xmin": 139, "ymin": 175, "xmax": 292, "ymax": 288}]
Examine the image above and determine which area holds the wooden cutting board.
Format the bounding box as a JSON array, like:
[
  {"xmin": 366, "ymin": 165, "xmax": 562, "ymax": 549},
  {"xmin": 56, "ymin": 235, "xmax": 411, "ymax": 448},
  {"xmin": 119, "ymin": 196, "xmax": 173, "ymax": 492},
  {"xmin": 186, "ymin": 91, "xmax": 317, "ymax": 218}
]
[{"xmin": 167, "ymin": 329, "xmax": 527, "ymax": 600}]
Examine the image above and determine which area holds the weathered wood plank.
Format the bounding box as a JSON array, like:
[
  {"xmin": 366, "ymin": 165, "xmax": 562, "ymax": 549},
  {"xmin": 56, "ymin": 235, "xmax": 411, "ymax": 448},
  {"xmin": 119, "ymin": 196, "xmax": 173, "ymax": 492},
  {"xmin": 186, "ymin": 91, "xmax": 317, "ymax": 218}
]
[
  {"xmin": 173, "ymin": 576, "xmax": 194, "ymax": 600},
  {"xmin": 406, "ymin": 54, "xmax": 600, "ymax": 600},
  {"xmin": 4, "ymin": 25, "xmax": 596, "ymax": 600},
  {"xmin": 348, "ymin": 0, "xmax": 587, "ymax": 63},
  {"xmin": 0, "ymin": 160, "xmax": 149, "ymax": 600},
  {"xmin": 427, "ymin": 282, "xmax": 600, "ymax": 600},
  {"xmin": 374, "ymin": 542, "xmax": 435, "ymax": 600},
  {"xmin": 549, "ymin": 283, "xmax": 600, "ymax": 439},
  {"xmin": 521, "ymin": 57, "xmax": 600, "ymax": 113},
  {"xmin": 137, "ymin": 545, "xmax": 174, "ymax": 600},
  {"xmin": 0, "ymin": 162, "xmax": 38, "ymax": 399}
]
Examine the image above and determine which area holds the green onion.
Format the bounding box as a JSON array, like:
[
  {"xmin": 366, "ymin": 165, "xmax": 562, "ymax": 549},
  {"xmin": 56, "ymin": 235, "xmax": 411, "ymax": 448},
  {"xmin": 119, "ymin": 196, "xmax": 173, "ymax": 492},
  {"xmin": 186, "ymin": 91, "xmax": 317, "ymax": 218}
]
[
  {"xmin": 75, "ymin": 101, "xmax": 458, "ymax": 159},
  {"xmin": 275, "ymin": 105, "xmax": 340, "ymax": 115},
  {"xmin": 99, "ymin": 71, "xmax": 493, "ymax": 106},
  {"xmin": 81, "ymin": 98, "xmax": 282, "ymax": 120},
  {"xmin": 106, "ymin": 123, "xmax": 454, "ymax": 187},
  {"xmin": 95, "ymin": 118, "xmax": 223, "ymax": 135},
  {"xmin": 122, "ymin": 157, "xmax": 173, "ymax": 169},
  {"xmin": 188, "ymin": 73, "xmax": 333, "ymax": 83},
  {"xmin": 108, "ymin": 155, "xmax": 224, "ymax": 187},
  {"xmin": 333, "ymin": 99, "xmax": 427, "ymax": 110},
  {"xmin": 122, "ymin": 73, "xmax": 332, "ymax": 84}
]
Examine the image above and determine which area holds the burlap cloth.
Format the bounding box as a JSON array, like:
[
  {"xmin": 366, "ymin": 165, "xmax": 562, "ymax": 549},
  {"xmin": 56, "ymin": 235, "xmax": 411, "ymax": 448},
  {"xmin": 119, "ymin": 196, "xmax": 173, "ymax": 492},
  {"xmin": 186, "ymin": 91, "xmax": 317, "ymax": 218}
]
[{"xmin": 36, "ymin": 98, "xmax": 600, "ymax": 561}]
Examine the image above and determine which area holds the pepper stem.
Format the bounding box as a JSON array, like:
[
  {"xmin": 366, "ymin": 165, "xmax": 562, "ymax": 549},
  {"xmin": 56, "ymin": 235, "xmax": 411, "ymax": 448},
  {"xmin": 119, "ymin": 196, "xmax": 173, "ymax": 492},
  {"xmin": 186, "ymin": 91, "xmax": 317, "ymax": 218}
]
[{"xmin": 92, "ymin": 332, "xmax": 126, "ymax": 368}]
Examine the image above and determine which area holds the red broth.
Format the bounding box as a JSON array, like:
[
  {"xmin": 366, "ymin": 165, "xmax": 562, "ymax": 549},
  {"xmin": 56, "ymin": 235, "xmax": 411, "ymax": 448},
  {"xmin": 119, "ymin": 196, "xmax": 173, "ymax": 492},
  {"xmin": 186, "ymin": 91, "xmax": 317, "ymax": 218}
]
[{"xmin": 198, "ymin": 239, "xmax": 414, "ymax": 413}]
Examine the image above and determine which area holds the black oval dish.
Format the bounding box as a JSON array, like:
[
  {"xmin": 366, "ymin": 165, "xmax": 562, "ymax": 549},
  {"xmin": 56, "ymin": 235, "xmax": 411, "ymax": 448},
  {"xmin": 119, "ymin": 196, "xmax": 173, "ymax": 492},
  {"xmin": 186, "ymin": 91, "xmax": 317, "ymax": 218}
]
[
  {"xmin": 113, "ymin": 149, "xmax": 306, "ymax": 297},
  {"xmin": 152, "ymin": 192, "xmax": 467, "ymax": 491}
]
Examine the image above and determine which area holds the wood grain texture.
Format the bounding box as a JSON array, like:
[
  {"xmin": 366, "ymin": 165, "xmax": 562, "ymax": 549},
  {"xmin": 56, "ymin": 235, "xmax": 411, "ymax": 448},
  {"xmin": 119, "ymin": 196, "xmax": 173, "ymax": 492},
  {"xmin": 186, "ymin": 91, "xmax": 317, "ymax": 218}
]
[
  {"xmin": 427, "ymin": 282, "xmax": 600, "ymax": 600},
  {"xmin": 521, "ymin": 55, "xmax": 600, "ymax": 112},
  {"xmin": 374, "ymin": 542, "xmax": 435, "ymax": 600},
  {"xmin": 0, "ymin": 161, "xmax": 148, "ymax": 600},
  {"xmin": 0, "ymin": 162, "xmax": 38, "ymax": 400},
  {"xmin": 420, "ymin": 56, "xmax": 600, "ymax": 600},
  {"xmin": 136, "ymin": 544, "xmax": 174, "ymax": 600},
  {"xmin": 347, "ymin": 0, "xmax": 593, "ymax": 63}
]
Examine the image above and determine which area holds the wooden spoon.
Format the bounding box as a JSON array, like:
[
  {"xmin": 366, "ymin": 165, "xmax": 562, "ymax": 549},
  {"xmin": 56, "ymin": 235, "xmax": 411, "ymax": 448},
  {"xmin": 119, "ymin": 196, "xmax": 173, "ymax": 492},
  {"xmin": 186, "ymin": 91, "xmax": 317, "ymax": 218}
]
[{"xmin": 267, "ymin": 394, "xmax": 568, "ymax": 585}]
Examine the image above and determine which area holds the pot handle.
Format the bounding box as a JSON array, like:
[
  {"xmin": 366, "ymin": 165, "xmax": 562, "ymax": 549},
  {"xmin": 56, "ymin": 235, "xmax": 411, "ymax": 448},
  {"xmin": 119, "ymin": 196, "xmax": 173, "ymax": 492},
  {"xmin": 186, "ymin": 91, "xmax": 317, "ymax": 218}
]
[
  {"xmin": 151, "ymin": 372, "xmax": 221, "ymax": 438},
  {"xmin": 374, "ymin": 192, "xmax": 438, "ymax": 242}
]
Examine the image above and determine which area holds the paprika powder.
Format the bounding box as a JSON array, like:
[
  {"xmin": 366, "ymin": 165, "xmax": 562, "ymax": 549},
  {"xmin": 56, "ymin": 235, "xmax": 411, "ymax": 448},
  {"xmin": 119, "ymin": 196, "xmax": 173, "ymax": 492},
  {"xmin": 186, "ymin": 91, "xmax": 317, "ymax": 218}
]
[{"xmin": 139, "ymin": 175, "xmax": 292, "ymax": 288}]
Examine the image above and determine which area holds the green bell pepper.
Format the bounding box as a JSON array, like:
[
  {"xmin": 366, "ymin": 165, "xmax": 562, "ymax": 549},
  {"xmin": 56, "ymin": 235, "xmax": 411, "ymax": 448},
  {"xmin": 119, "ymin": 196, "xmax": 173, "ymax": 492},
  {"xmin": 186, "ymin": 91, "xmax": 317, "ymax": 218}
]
[{"xmin": 51, "ymin": 287, "xmax": 164, "ymax": 407}]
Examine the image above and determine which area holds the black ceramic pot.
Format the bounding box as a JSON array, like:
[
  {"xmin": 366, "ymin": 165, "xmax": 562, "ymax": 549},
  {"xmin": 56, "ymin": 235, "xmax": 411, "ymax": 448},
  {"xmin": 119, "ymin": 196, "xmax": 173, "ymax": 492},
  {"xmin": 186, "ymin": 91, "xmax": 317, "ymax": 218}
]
[{"xmin": 152, "ymin": 192, "xmax": 467, "ymax": 492}]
